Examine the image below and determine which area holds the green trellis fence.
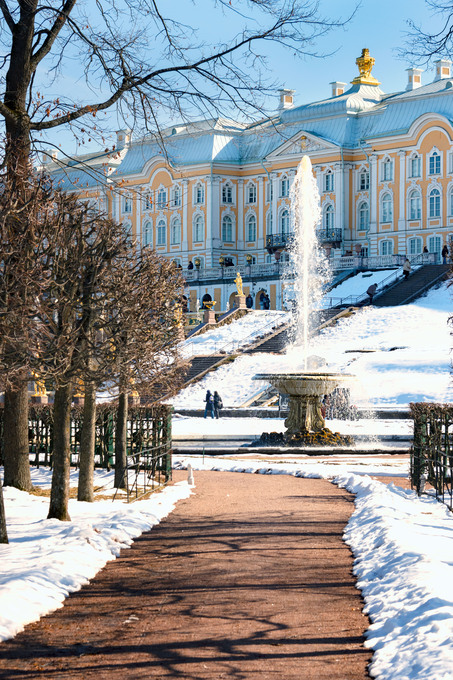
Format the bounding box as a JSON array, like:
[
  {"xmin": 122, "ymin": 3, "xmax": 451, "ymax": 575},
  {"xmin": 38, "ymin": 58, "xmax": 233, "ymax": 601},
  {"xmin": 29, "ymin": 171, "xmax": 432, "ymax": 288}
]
[
  {"xmin": 410, "ymin": 402, "xmax": 453, "ymax": 509},
  {"xmin": 0, "ymin": 403, "xmax": 173, "ymax": 473}
]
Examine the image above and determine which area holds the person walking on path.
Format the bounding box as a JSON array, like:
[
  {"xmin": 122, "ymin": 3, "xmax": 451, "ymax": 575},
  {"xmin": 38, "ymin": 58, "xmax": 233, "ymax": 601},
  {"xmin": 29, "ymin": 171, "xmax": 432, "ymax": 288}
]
[
  {"xmin": 442, "ymin": 244, "xmax": 449, "ymax": 264},
  {"xmin": 204, "ymin": 390, "xmax": 214, "ymax": 418},
  {"xmin": 403, "ymin": 258, "xmax": 411, "ymax": 279},
  {"xmin": 213, "ymin": 391, "xmax": 223, "ymax": 418},
  {"xmin": 366, "ymin": 282, "xmax": 378, "ymax": 304}
]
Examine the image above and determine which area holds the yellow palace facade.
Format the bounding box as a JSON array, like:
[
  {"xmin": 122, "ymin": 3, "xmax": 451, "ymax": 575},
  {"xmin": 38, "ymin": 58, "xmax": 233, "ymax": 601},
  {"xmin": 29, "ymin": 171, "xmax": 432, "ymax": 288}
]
[{"xmin": 48, "ymin": 49, "xmax": 453, "ymax": 310}]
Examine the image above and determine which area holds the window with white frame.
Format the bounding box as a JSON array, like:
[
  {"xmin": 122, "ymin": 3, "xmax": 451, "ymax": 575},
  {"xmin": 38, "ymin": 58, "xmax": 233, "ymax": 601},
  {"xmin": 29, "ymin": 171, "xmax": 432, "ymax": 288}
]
[
  {"xmin": 449, "ymin": 152, "xmax": 453, "ymax": 174},
  {"xmin": 429, "ymin": 150, "xmax": 441, "ymax": 175},
  {"xmin": 410, "ymin": 155, "xmax": 421, "ymax": 178},
  {"xmin": 324, "ymin": 204, "xmax": 334, "ymax": 230},
  {"xmin": 359, "ymin": 170, "xmax": 369, "ymax": 191},
  {"xmin": 409, "ymin": 189, "xmax": 421, "ymax": 220},
  {"xmin": 171, "ymin": 186, "xmax": 181, "ymax": 207},
  {"xmin": 280, "ymin": 251, "xmax": 290, "ymax": 263},
  {"xmin": 246, "ymin": 182, "xmax": 257, "ymax": 204},
  {"xmin": 222, "ymin": 214, "xmax": 233, "ymax": 242},
  {"xmin": 170, "ymin": 216, "xmax": 181, "ymax": 245},
  {"xmin": 172, "ymin": 258, "xmax": 181, "ymax": 268},
  {"xmin": 246, "ymin": 255, "xmax": 257, "ymax": 265},
  {"xmin": 143, "ymin": 220, "xmax": 153, "ymax": 247},
  {"xmin": 324, "ymin": 170, "xmax": 334, "ymax": 192},
  {"xmin": 408, "ymin": 237, "xmax": 422, "ymax": 256},
  {"xmin": 157, "ymin": 188, "xmax": 167, "ymax": 209},
  {"xmin": 193, "ymin": 214, "xmax": 204, "ymax": 242},
  {"xmin": 266, "ymin": 181, "xmax": 273, "ymax": 203},
  {"xmin": 429, "ymin": 235, "xmax": 442, "ymax": 254},
  {"xmin": 246, "ymin": 213, "xmax": 257, "ymax": 241},
  {"xmin": 380, "ymin": 239, "xmax": 393, "ymax": 255},
  {"xmin": 157, "ymin": 219, "xmax": 166, "ymax": 245},
  {"xmin": 358, "ymin": 201, "xmax": 369, "ymax": 231},
  {"xmin": 450, "ymin": 189, "xmax": 453, "ymax": 216},
  {"xmin": 381, "ymin": 192, "xmax": 393, "ymax": 222},
  {"xmin": 280, "ymin": 209, "xmax": 290, "ymax": 234},
  {"xmin": 123, "ymin": 195, "xmax": 132, "ymax": 213},
  {"xmin": 280, "ymin": 176, "xmax": 289, "ymax": 197},
  {"xmin": 222, "ymin": 182, "xmax": 233, "ymax": 204},
  {"xmin": 429, "ymin": 187, "xmax": 441, "ymax": 217},
  {"xmin": 143, "ymin": 191, "xmax": 152, "ymax": 211},
  {"xmin": 382, "ymin": 158, "xmax": 393, "ymax": 182},
  {"xmin": 266, "ymin": 210, "xmax": 273, "ymax": 235},
  {"xmin": 194, "ymin": 182, "xmax": 205, "ymax": 204}
]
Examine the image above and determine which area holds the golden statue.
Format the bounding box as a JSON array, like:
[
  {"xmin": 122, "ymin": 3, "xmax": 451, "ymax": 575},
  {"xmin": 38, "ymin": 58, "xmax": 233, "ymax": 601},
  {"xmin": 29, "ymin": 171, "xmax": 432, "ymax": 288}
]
[
  {"xmin": 234, "ymin": 271, "xmax": 243, "ymax": 296},
  {"xmin": 352, "ymin": 48, "xmax": 380, "ymax": 86},
  {"xmin": 32, "ymin": 374, "xmax": 47, "ymax": 397}
]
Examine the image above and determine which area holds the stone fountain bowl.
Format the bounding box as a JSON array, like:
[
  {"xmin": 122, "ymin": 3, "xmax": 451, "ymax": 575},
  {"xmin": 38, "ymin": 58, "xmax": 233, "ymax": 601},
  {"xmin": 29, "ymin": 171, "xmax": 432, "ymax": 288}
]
[{"xmin": 253, "ymin": 372, "xmax": 354, "ymax": 397}]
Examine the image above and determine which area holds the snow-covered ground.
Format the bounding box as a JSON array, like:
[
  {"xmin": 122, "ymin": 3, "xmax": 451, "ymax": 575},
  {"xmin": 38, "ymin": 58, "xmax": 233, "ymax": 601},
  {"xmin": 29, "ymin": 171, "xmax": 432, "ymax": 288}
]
[{"xmin": 322, "ymin": 268, "xmax": 401, "ymax": 307}]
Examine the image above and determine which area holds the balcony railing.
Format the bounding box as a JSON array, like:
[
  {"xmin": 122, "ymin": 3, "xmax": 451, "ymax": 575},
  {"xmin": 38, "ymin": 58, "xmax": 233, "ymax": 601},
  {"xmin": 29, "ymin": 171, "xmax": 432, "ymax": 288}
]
[{"xmin": 266, "ymin": 228, "xmax": 343, "ymax": 252}]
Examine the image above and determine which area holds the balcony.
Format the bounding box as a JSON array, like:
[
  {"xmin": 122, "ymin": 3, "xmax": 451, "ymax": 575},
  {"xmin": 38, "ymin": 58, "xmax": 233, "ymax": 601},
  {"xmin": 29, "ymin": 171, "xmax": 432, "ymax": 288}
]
[{"xmin": 266, "ymin": 229, "xmax": 342, "ymax": 253}]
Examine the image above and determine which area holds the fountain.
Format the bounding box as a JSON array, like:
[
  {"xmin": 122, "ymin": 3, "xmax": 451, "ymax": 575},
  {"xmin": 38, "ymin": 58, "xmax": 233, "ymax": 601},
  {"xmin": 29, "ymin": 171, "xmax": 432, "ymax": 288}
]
[{"xmin": 254, "ymin": 155, "xmax": 354, "ymax": 447}]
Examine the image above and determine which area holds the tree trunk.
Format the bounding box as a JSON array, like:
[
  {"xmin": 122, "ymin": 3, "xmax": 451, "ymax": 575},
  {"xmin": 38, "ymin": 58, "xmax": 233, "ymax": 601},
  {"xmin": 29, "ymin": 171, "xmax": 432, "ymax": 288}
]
[
  {"xmin": 48, "ymin": 383, "xmax": 72, "ymax": 521},
  {"xmin": 0, "ymin": 480, "xmax": 8, "ymax": 544},
  {"xmin": 3, "ymin": 383, "xmax": 32, "ymax": 491},
  {"xmin": 77, "ymin": 380, "xmax": 96, "ymax": 502},
  {"xmin": 114, "ymin": 391, "xmax": 128, "ymax": 490}
]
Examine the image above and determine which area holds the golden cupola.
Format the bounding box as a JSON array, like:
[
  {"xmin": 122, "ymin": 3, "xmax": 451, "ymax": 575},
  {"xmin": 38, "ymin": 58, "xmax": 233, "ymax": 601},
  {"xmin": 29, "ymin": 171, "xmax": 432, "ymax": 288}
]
[{"xmin": 351, "ymin": 48, "xmax": 380, "ymax": 86}]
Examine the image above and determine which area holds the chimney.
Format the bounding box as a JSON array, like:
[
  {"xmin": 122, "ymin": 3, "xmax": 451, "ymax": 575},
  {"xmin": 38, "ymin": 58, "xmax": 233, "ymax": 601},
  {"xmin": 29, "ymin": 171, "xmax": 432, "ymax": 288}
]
[
  {"xmin": 406, "ymin": 67, "xmax": 423, "ymax": 91},
  {"xmin": 116, "ymin": 129, "xmax": 131, "ymax": 151},
  {"xmin": 330, "ymin": 81, "xmax": 346, "ymax": 97},
  {"xmin": 434, "ymin": 59, "xmax": 452, "ymax": 81},
  {"xmin": 278, "ymin": 89, "xmax": 295, "ymax": 111}
]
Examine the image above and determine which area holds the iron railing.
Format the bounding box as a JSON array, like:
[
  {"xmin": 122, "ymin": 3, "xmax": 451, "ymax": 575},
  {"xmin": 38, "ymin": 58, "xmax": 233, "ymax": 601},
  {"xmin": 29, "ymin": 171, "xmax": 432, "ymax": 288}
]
[{"xmin": 120, "ymin": 443, "xmax": 172, "ymax": 502}]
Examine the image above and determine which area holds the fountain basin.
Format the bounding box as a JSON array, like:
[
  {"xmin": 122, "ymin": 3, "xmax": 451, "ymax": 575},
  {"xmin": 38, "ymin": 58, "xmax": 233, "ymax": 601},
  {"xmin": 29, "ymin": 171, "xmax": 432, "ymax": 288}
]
[{"xmin": 254, "ymin": 371, "xmax": 355, "ymax": 444}]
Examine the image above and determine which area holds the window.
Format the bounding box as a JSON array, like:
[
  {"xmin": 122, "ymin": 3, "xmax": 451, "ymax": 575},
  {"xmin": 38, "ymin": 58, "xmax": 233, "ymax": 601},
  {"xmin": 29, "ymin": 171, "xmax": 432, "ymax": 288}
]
[
  {"xmin": 171, "ymin": 186, "xmax": 181, "ymax": 207},
  {"xmin": 359, "ymin": 170, "xmax": 369, "ymax": 191},
  {"xmin": 281, "ymin": 176, "xmax": 289, "ymax": 197},
  {"xmin": 157, "ymin": 188, "xmax": 167, "ymax": 209},
  {"xmin": 246, "ymin": 214, "xmax": 257, "ymax": 241},
  {"xmin": 408, "ymin": 237, "xmax": 422, "ymax": 256},
  {"xmin": 194, "ymin": 183, "xmax": 205, "ymax": 204},
  {"xmin": 429, "ymin": 151, "xmax": 441, "ymax": 175},
  {"xmin": 324, "ymin": 170, "xmax": 334, "ymax": 192},
  {"xmin": 358, "ymin": 201, "xmax": 369, "ymax": 231},
  {"xmin": 382, "ymin": 158, "xmax": 393, "ymax": 182},
  {"xmin": 380, "ymin": 240, "xmax": 393, "ymax": 255},
  {"xmin": 222, "ymin": 214, "xmax": 233, "ymax": 242},
  {"xmin": 143, "ymin": 192, "xmax": 152, "ymax": 211},
  {"xmin": 170, "ymin": 217, "xmax": 181, "ymax": 245},
  {"xmin": 429, "ymin": 235, "xmax": 442, "ymax": 254},
  {"xmin": 280, "ymin": 209, "xmax": 290, "ymax": 234},
  {"xmin": 409, "ymin": 190, "xmax": 421, "ymax": 220},
  {"xmin": 222, "ymin": 182, "xmax": 233, "ymax": 204},
  {"xmin": 157, "ymin": 219, "xmax": 166, "ymax": 245},
  {"xmin": 450, "ymin": 190, "xmax": 453, "ymax": 216},
  {"xmin": 381, "ymin": 193, "xmax": 393, "ymax": 222},
  {"xmin": 429, "ymin": 188, "xmax": 441, "ymax": 217},
  {"xmin": 266, "ymin": 210, "xmax": 273, "ymax": 235},
  {"xmin": 410, "ymin": 155, "xmax": 421, "ymax": 178},
  {"xmin": 324, "ymin": 204, "xmax": 334, "ymax": 230},
  {"xmin": 123, "ymin": 195, "xmax": 132, "ymax": 213},
  {"xmin": 143, "ymin": 220, "xmax": 153, "ymax": 247},
  {"xmin": 247, "ymin": 183, "xmax": 257, "ymax": 204},
  {"xmin": 193, "ymin": 214, "xmax": 204, "ymax": 242},
  {"xmin": 266, "ymin": 181, "xmax": 273, "ymax": 203}
]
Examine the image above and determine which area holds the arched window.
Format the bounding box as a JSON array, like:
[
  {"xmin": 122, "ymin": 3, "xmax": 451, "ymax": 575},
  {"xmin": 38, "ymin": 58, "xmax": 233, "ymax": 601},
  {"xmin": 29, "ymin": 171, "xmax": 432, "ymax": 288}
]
[
  {"xmin": 222, "ymin": 182, "xmax": 233, "ymax": 204},
  {"xmin": 358, "ymin": 201, "xmax": 369, "ymax": 231},
  {"xmin": 280, "ymin": 209, "xmax": 290, "ymax": 234},
  {"xmin": 324, "ymin": 169, "xmax": 334, "ymax": 192},
  {"xmin": 193, "ymin": 214, "xmax": 204, "ymax": 242},
  {"xmin": 157, "ymin": 219, "xmax": 166, "ymax": 245},
  {"xmin": 380, "ymin": 239, "xmax": 393, "ymax": 255},
  {"xmin": 170, "ymin": 216, "xmax": 181, "ymax": 245},
  {"xmin": 382, "ymin": 158, "xmax": 393, "ymax": 181},
  {"xmin": 143, "ymin": 191, "xmax": 152, "ymax": 211},
  {"xmin": 157, "ymin": 188, "xmax": 167, "ymax": 209},
  {"xmin": 429, "ymin": 188, "xmax": 441, "ymax": 217},
  {"xmin": 247, "ymin": 182, "xmax": 257, "ymax": 204},
  {"xmin": 324, "ymin": 204, "xmax": 334, "ymax": 230},
  {"xmin": 280, "ymin": 176, "xmax": 289, "ymax": 197},
  {"xmin": 266, "ymin": 210, "xmax": 273, "ymax": 235},
  {"xmin": 381, "ymin": 193, "xmax": 393, "ymax": 222},
  {"xmin": 409, "ymin": 190, "xmax": 421, "ymax": 220},
  {"xmin": 449, "ymin": 189, "xmax": 453, "ymax": 216},
  {"xmin": 194, "ymin": 182, "xmax": 205, "ymax": 204},
  {"xmin": 222, "ymin": 214, "xmax": 233, "ymax": 242},
  {"xmin": 143, "ymin": 220, "xmax": 153, "ymax": 247},
  {"xmin": 429, "ymin": 151, "xmax": 441, "ymax": 175},
  {"xmin": 123, "ymin": 195, "xmax": 132, "ymax": 213},
  {"xmin": 410, "ymin": 155, "xmax": 421, "ymax": 178},
  {"xmin": 246, "ymin": 213, "xmax": 257, "ymax": 241},
  {"xmin": 171, "ymin": 186, "xmax": 181, "ymax": 207},
  {"xmin": 408, "ymin": 237, "xmax": 422, "ymax": 256}
]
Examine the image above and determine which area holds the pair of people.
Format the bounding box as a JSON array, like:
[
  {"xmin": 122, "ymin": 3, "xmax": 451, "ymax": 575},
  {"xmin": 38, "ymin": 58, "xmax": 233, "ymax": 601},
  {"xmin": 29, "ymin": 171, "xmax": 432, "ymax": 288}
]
[{"xmin": 204, "ymin": 390, "xmax": 223, "ymax": 418}]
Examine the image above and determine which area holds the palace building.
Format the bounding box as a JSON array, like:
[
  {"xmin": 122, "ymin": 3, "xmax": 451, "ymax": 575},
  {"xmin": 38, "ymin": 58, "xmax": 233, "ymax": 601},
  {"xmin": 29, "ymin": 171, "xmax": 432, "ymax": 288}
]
[{"xmin": 46, "ymin": 48, "xmax": 453, "ymax": 311}]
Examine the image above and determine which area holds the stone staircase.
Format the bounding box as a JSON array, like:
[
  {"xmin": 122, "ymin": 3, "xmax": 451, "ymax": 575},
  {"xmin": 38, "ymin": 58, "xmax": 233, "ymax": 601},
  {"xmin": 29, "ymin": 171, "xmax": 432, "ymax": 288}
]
[
  {"xmin": 183, "ymin": 354, "xmax": 226, "ymax": 383},
  {"xmin": 373, "ymin": 264, "xmax": 450, "ymax": 307}
]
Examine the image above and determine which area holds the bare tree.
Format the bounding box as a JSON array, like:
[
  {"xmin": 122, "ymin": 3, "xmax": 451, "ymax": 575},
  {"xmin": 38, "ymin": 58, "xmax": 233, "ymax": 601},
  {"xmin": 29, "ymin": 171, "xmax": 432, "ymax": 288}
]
[
  {"xmin": 403, "ymin": 1, "xmax": 453, "ymax": 62},
  {"xmin": 0, "ymin": 481, "xmax": 8, "ymax": 543}
]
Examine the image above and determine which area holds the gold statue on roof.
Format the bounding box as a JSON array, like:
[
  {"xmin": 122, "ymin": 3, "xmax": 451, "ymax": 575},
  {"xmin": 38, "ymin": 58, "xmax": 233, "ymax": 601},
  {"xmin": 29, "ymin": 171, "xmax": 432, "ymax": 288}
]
[{"xmin": 352, "ymin": 48, "xmax": 380, "ymax": 86}]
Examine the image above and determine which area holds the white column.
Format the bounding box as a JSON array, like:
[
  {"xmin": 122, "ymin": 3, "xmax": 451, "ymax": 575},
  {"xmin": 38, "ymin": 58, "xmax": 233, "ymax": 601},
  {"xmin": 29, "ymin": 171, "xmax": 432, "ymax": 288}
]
[
  {"xmin": 343, "ymin": 163, "xmax": 352, "ymax": 242},
  {"xmin": 271, "ymin": 173, "xmax": 278, "ymax": 234},
  {"xmin": 334, "ymin": 162, "xmax": 343, "ymax": 232},
  {"xmin": 211, "ymin": 176, "xmax": 220, "ymax": 252},
  {"xmin": 237, "ymin": 178, "xmax": 244, "ymax": 251},
  {"xmin": 258, "ymin": 175, "xmax": 265, "ymax": 251},
  {"xmin": 182, "ymin": 179, "xmax": 189, "ymax": 259},
  {"xmin": 369, "ymin": 154, "xmax": 379, "ymax": 255},
  {"xmin": 397, "ymin": 150, "xmax": 407, "ymax": 254},
  {"xmin": 206, "ymin": 177, "xmax": 213, "ymax": 267},
  {"xmin": 136, "ymin": 188, "xmax": 142, "ymax": 246}
]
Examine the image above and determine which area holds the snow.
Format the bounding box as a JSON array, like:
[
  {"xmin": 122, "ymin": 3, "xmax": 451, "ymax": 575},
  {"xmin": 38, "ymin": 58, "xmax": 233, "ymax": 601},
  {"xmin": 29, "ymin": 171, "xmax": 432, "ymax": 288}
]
[{"xmin": 323, "ymin": 268, "xmax": 401, "ymax": 307}]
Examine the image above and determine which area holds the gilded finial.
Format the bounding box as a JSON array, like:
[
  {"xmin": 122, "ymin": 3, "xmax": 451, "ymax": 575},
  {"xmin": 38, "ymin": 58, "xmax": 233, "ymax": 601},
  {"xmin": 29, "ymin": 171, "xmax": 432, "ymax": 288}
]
[{"xmin": 351, "ymin": 48, "xmax": 380, "ymax": 86}]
